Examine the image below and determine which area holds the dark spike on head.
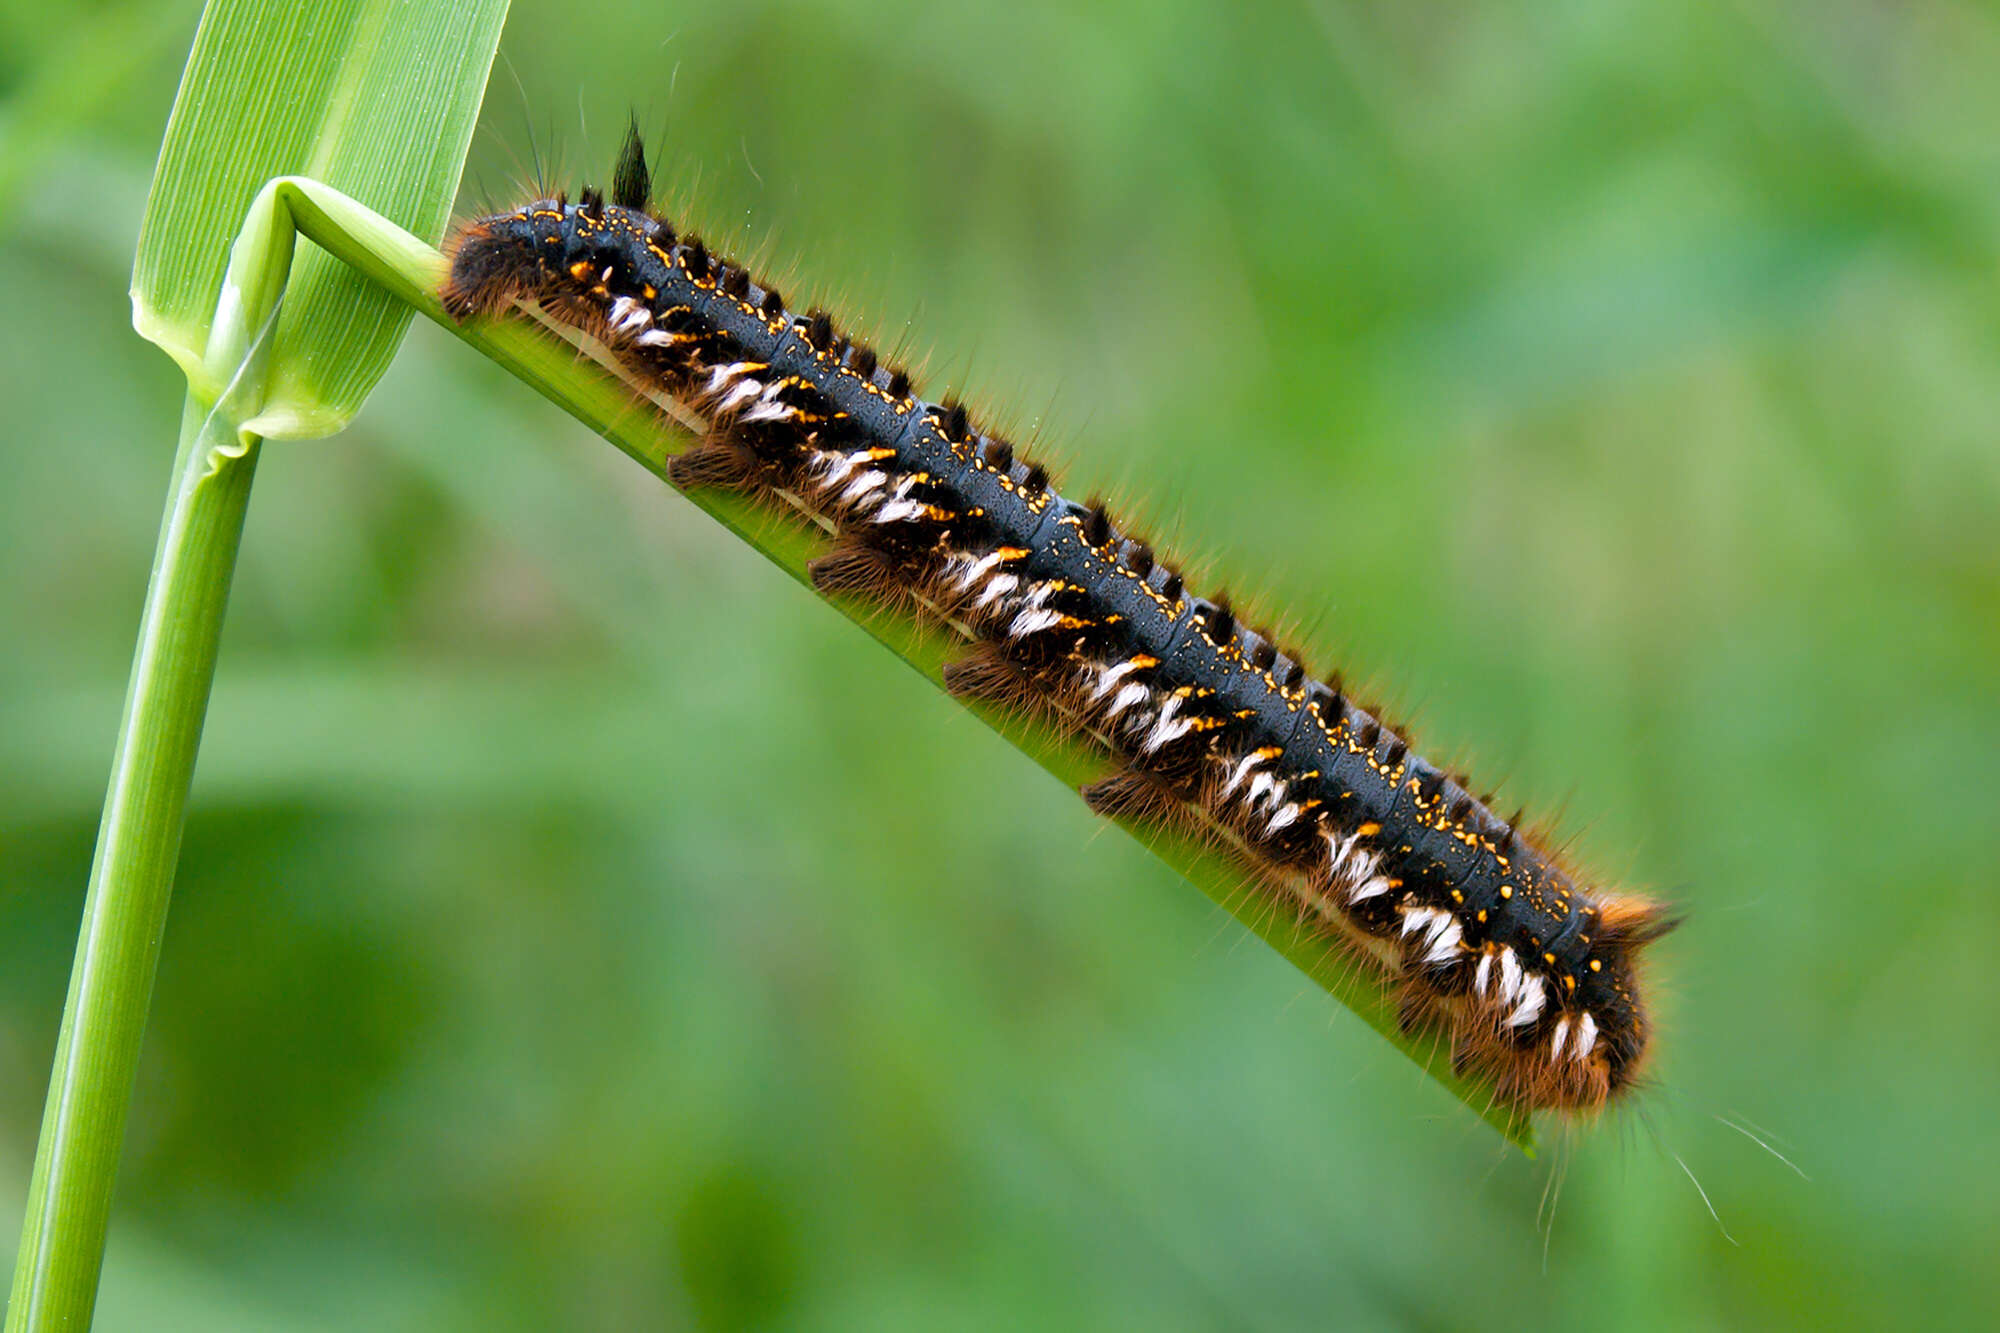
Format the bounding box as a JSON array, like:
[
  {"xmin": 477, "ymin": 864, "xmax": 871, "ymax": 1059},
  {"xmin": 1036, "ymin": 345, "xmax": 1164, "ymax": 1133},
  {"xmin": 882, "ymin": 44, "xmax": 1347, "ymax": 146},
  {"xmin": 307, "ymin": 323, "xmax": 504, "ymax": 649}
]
[
  {"xmin": 1447, "ymin": 795, "xmax": 1474, "ymax": 823},
  {"xmin": 1384, "ymin": 737, "xmax": 1409, "ymax": 767},
  {"xmin": 1278, "ymin": 659, "xmax": 1304, "ymax": 690},
  {"xmin": 982, "ymin": 438, "xmax": 1013, "ymax": 471},
  {"xmin": 1357, "ymin": 717, "xmax": 1382, "ymax": 749},
  {"xmin": 1161, "ymin": 572, "xmax": 1184, "ymax": 601},
  {"xmin": 646, "ymin": 218, "xmax": 676, "ymax": 248},
  {"xmin": 887, "ymin": 369, "xmax": 912, "ymax": 398},
  {"xmin": 941, "ymin": 400, "xmax": 970, "ymax": 442},
  {"xmin": 554, "ymin": 189, "xmax": 569, "ymax": 208},
  {"xmin": 760, "ymin": 289, "xmax": 785, "ymax": 318},
  {"xmin": 683, "ymin": 238, "xmax": 709, "ymax": 276},
  {"xmin": 805, "ymin": 309, "xmax": 835, "ymax": 349},
  {"xmin": 1082, "ymin": 505, "xmax": 1112, "ymax": 547},
  {"xmin": 1125, "ymin": 543, "xmax": 1154, "ymax": 577},
  {"xmin": 850, "ymin": 346, "xmax": 877, "ymax": 379},
  {"xmin": 1023, "ymin": 463, "xmax": 1050, "ymax": 495},
  {"xmin": 611, "ymin": 118, "xmax": 652, "ymax": 210},
  {"xmin": 579, "ymin": 186, "xmax": 605, "ymax": 220},
  {"xmin": 721, "ymin": 266, "xmax": 750, "ymax": 299},
  {"xmin": 1250, "ymin": 641, "xmax": 1277, "ymax": 671}
]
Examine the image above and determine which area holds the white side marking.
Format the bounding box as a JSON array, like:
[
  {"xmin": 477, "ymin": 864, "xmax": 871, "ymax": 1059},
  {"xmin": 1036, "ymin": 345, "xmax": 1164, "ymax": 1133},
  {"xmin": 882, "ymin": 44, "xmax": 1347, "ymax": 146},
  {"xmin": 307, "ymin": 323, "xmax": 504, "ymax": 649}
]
[
  {"xmin": 1345, "ymin": 849, "xmax": 1380, "ymax": 886},
  {"xmin": 1348, "ymin": 874, "xmax": 1396, "ymax": 903},
  {"xmin": 717, "ymin": 378, "xmax": 764, "ymax": 414},
  {"xmin": 872, "ymin": 500, "xmax": 926, "ymax": 524},
  {"xmin": 1506, "ymin": 976, "xmax": 1547, "ymax": 1028},
  {"xmin": 1573, "ymin": 1012, "xmax": 1599, "ymax": 1061},
  {"xmin": 956, "ymin": 550, "xmax": 1008, "ymax": 590},
  {"xmin": 1020, "ymin": 582, "xmax": 1060, "ymax": 610},
  {"xmin": 1400, "ymin": 908, "xmax": 1460, "ymax": 963},
  {"xmin": 1323, "ymin": 830, "xmax": 1359, "ymax": 878},
  {"xmin": 1142, "ymin": 697, "xmax": 1193, "ymax": 752},
  {"xmin": 818, "ymin": 451, "xmax": 869, "ymax": 489},
  {"xmin": 1424, "ymin": 915, "xmax": 1463, "ymax": 963},
  {"xmin": 1107, "ymin": 682, "xmax": 1152, "ymax": 720},
  {"xmin": 741, "ymin": 398, "xmax": 796, "ymax": 425},
  {"xmin": 840, "ymin": 470, "xmax": 888, "ymax": 504},
  {"xmin": 974, "ymin": 574, "xmax": 1019, "ymax": 609},
  {"xmin": 606, "ymin": 297, "xmax": 651, "ymax": 335},
  {"xmin": 1008, "ymin": 607, "xmax": 1062, "ymax": 638},
  {"xmin": 1220, "ymin": 752, "xmax": 1266, "ymax": 799},
  {"xmin": 1089, "ymin": 658, "xmax": 1146, "ymax": 701}
]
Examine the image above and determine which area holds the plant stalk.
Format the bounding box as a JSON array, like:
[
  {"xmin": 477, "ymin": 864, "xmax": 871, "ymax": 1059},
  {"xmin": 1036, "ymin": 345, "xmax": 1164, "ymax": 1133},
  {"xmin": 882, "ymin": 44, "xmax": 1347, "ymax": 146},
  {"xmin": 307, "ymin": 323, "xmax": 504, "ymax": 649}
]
[{"xmin": 6, "ymin": 401, "xmax": 260, "ymax": 1333}]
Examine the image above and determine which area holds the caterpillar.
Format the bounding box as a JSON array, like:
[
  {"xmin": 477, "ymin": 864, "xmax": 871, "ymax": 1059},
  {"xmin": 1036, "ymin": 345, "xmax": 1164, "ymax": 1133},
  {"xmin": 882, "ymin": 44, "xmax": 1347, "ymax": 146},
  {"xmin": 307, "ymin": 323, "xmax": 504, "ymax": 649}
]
[{"xmin": 441, "ymin": 126, "xmax": 1675, "ymax": 1116}]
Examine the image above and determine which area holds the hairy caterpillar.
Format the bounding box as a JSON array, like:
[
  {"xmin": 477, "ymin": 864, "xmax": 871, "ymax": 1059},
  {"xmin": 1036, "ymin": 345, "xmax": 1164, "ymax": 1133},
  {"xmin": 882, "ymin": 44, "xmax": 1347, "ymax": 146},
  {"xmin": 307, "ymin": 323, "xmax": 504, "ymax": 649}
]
[{"xmin": 441, "ymin": 127, "xmax": 1675, "ymax": 1115}]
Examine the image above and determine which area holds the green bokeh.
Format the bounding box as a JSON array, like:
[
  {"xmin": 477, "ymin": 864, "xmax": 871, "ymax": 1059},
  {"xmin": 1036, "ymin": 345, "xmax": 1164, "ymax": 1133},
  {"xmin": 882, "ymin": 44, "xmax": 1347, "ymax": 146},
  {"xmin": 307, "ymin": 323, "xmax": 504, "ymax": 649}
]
[{"xmin": 4, "ymin": 2, "xmax": 1996, "ymax": 1329}]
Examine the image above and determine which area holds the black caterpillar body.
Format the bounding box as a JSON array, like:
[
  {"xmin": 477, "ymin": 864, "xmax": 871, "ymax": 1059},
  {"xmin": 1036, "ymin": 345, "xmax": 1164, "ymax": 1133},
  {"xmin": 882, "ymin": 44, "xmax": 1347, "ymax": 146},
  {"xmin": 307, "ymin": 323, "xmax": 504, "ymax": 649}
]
[{"xmin": 444, "ymin": 129, "xmax": 1672, "ymax": 1112}]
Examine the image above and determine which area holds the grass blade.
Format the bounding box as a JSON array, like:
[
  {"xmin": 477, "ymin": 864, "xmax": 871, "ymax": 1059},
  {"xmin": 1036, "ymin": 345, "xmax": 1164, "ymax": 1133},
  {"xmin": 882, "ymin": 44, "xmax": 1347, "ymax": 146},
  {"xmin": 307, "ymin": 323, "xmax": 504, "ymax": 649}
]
[{"xmin": 132, "ymin": 0, "xmax": 510, "ymax": 438}]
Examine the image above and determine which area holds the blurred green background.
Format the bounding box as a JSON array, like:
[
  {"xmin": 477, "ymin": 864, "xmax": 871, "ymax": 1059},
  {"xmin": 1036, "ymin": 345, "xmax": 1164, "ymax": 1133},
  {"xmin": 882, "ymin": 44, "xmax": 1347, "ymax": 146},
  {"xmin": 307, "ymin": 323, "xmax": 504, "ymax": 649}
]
[{"xmin": 4, "ymin": 1, "xmax": 1997, "ymax": 1328}]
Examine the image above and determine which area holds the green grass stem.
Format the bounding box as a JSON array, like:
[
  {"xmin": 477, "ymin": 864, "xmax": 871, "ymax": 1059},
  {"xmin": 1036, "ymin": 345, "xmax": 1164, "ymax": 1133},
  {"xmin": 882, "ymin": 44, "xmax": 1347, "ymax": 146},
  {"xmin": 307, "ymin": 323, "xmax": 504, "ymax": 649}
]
[
  {"xmin": 5, "ymin": 406, "xmax": 260, "ymax": 1333},
  {"xmin": 9, "ymin": 2, "xmax": 504, "ymax": 1322}
]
